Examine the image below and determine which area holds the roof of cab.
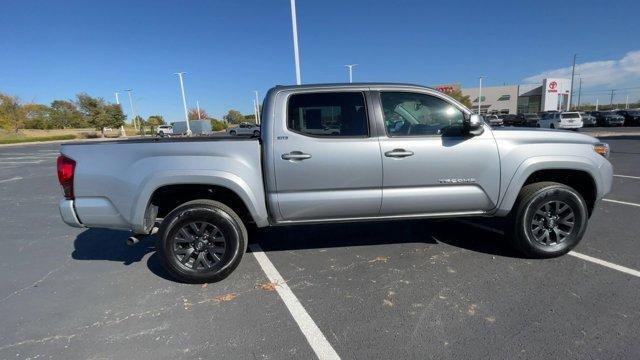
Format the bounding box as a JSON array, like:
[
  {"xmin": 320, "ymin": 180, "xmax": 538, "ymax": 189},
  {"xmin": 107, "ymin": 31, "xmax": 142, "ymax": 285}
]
[{"xmin": 271, "ymin": 82, "xmax": 436, "ymax": 91}]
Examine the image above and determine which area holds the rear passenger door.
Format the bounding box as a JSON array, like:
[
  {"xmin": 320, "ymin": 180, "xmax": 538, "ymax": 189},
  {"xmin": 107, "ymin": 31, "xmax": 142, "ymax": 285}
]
[{"xmin": 272, "ymin": 91, "xmax": 383, "ymax": 221}]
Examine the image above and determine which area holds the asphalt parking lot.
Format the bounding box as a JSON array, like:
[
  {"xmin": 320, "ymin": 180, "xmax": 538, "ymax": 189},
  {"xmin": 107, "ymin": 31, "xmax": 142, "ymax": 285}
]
[{"xmin": 1, "ymin": 130, "xmax": 639, "ymax": 359}]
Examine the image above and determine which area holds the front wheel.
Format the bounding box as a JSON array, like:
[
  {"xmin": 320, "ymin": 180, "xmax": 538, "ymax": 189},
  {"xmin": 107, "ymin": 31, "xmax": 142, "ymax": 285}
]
[
  {"xmin": 229, "ymin": 130, "xmax": 237, "ymax": 136},
  {"xmin": 507, "ymin": 182, "xmax": 588, "ymax": 258},
  {"xmin": 158, "ymin": 200, "xmax": 247, "ymax": 283}
]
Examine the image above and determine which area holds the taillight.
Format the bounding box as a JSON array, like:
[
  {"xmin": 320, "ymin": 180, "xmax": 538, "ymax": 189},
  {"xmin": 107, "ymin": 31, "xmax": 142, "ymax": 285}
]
[{"xmin": 57, "ymin": 155, "xmax": 76, "ymax": 199}]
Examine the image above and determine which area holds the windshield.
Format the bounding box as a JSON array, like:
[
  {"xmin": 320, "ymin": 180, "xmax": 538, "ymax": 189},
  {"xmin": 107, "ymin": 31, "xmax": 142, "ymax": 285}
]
[{"xmin": 561, "ymin": 112, "xmax": 580, "ymax": 118}]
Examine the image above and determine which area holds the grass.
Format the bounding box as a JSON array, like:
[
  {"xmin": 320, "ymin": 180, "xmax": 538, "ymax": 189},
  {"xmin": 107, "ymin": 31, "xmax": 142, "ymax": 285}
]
[{"xmin": 0, "ymin": 134, "xmax": 77, "ymax": 145}]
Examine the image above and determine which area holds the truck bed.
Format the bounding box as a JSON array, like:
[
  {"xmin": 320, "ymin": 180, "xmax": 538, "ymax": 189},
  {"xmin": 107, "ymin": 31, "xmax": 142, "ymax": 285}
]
[{"xmin": 59, "ymin": 136, "xmax": 268, "ymax": 233}]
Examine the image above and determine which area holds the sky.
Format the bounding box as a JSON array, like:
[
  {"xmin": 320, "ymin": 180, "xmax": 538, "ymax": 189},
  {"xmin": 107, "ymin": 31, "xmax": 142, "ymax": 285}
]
[{"xmin": 1, "ymin": 0, "xmax": 639, "ymax": 122}]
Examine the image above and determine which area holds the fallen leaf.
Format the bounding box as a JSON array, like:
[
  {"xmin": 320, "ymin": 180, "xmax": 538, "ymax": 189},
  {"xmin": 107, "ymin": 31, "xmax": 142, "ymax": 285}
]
[
  {"xmin": 258, "ymin": 282, "xmax": 278, "ymax": 291},
  {"xmin": 201, "ymin": 283, "xmax": 208, "ymax": 288},
  {"xmin": 214, "ymin": 293, "xmax": 237, "ymax": 302},
  {"xmin": 369, "ymin": 256, "xmax": 390, "ymax": 263}
]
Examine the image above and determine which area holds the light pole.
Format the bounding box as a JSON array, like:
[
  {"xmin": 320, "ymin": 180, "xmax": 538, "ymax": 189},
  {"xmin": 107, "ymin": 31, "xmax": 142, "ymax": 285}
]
[
  {"xmin": 626, "ymin": 94, "xmax": 629, "ymax": 109},
  {"xmin": 289, "ymin": 0, "xmax": 302, "ymax": 85},
  {"xmin": 477, "ymin": 76, "xmax": 484, "ymax": 114},
  {"xmin": 196, "ymin": 100, "xmax": 202, "ymax": 120},
  {"xmin": 174, "ymin": 72, "xmax": 192, "ymax": 135},
  {"xmin": 569, "ymin": 53, "xmax": 577, "ymax": 110},
  {"xmin": 124, "ymin": 89, "xmax": 137, "ymax": 131},
  {"xmin": 609, "ymin": 89, "xmax": 615, "ymax": 109},
  {"xmin": 595, "ymin": 98, "xmax": 599, "ymax": 111},
  {"xmin": 345, "ymin": 64, "xmax": 357, "ymax": 83},
  {"xmin": 115, "ymin": 92, "xmax": 126, "ymax": 136},
  {"xmin": 254, "ymin": 90, "xmax": 261, "ymax": 124},
  {"xmin": 577, "ymin": 77, "xmax": 582, "ymax": 110}
]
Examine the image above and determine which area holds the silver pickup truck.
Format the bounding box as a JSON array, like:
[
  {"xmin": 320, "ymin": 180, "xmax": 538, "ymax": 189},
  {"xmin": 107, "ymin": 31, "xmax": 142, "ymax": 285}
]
[{"xmin": 57, "ymin": 83, "xmax": 613, "ymax": 283}]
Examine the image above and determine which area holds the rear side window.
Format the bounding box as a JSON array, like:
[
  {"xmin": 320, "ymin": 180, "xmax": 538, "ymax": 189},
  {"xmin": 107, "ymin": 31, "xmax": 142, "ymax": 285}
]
[
  {"xmin": 287, "ymin": 92, "xmax": 368, "ymax": 137},
  {"xmin": 562, "ymin": 112, "xmax": 580, "ymax": 118}
]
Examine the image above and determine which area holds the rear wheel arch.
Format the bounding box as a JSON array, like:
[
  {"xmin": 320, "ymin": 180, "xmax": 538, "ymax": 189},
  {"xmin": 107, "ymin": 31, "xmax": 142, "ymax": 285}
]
[{"xmin": 148, "ymin": 184, "xmax": 255, "ymax": 228}]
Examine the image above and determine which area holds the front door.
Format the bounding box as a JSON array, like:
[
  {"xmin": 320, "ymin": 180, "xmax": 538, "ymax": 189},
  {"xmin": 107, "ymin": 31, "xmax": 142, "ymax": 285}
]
[
  {"xmin": 273, "ymin": 91, "xmax": 383, "ymax": 221},
  {"xmin": 375, "ymin": 91, "xmax": 500, "ymax": 216}
]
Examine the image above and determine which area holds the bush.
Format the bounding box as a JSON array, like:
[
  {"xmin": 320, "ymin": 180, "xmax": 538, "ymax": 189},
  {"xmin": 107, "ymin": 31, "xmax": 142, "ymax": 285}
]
[
  {"xmin": 211, "ymin": 119, "xmax": 228, "ymax": 132},
  {"xmin": 77, "ymin": 131, "xmax": 101, "ymax": 139}
]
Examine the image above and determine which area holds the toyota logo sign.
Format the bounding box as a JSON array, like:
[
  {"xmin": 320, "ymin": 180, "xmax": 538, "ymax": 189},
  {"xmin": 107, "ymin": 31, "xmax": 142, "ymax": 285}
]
[{"xmin": 549, "ymin": 81, "xmax": 557, "ymax": 90}]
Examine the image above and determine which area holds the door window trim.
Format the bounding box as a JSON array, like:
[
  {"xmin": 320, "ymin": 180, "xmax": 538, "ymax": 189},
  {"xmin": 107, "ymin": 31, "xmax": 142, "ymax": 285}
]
[{"xmin": 284, "ymin": 91, "xmax": 371, "ymax": 139}]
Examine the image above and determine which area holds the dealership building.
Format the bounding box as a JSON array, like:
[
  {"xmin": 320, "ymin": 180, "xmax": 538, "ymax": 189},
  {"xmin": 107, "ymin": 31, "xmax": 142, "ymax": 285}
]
[{"xmin": 436, "ymin": 78, "xmax": 572, "ymax": 115}]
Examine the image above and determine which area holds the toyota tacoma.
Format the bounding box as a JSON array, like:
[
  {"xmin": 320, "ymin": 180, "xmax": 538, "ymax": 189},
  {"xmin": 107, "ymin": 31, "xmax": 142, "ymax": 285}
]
[{"xmin": 57, "ymin": 83, "xmax": 613, "ymax": 283}]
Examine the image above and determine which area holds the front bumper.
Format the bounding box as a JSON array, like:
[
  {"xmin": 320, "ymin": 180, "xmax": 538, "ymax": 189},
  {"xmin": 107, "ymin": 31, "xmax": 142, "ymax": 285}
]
[{"xmin": 59, "ymin": 199, "xmax": 84, "ymax": 228}]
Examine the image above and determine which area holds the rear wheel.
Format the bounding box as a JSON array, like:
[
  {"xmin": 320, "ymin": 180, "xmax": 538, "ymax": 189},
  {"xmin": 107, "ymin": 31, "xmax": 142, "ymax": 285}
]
[
  {"xmin": 158, "ymin": 200, "xmax": 247, "ymax": 283},
  {"xmin": 507, "ymin": 182, "xmax": 588, "ymax": 258},
  {"xmin": 229, "ymin": 130, "xmax": 237, "ymax": 136},
  {"xmin": 550, "ymin": 123, "xmax": 555, "ymax": 129},
  {"xmin": 253, "ymin": 130, "xmax": 260, "ymax": 137}
]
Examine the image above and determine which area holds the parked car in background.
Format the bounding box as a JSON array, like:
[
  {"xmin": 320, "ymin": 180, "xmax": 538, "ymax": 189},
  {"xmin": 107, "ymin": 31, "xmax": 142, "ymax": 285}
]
[
  {"xmin": 228, "ymin": 122, "xmax": 260, "ymax": 136},
  {"xmin": 616, "ymin": 110, "xmax": 640, "ymax": 126},
  {"xmin": 156, "ymin": 125, "xmax": 174, "ymax": 137},
  {"xmin": 592, "ymin": 111, "xmax": 625, "ymax": 127},
  {"xmin": 484, "ymin": 114, "xmax": 503, "ymax": 126},
  {"xmin": 523, "ymin": 113, "xmax": 541, "ymax": 127},
  {"xmin": 499, "ymin": 114, "xmax": 524, "ymax": 127},
  {"xmin": 539, "ymin": 111, "xmax": 583, "ymax": 130},
  {"xmin": 579, "ymin": 112, "xmax": 597, "ymax": 127}
]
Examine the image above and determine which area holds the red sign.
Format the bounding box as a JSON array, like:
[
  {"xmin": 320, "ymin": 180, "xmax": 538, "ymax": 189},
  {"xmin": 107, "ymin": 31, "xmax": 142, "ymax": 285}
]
[
  {"xmin": 435, "ymin": 85, "xmax": 456, "ymax": 93},
  {"xmin": 548, "ymin": 81, "xmax": 558, "ymax": 93}
]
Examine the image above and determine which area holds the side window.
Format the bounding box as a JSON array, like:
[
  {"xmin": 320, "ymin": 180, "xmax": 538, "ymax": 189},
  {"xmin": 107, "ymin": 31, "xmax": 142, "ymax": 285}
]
[
  {"xmin": 380, "ymin": 92, "xmax": 465, "ymax": 136},
  {"xmin": 287, "ymin": 92, "xmax": 368, "ymax": 137}
]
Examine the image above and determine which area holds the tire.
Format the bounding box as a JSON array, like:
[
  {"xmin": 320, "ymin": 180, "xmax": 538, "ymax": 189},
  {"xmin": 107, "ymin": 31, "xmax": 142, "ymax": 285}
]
[
  {"xmin": 229, "ymin": 130, "xmax": 236, "ymax": 136},
  {"xmin": 507, "ymin": 182, "xmax": 588, "ymax": 258},
  {"xmin": 550, "ymin": 123, "xmax": 555, "ymax": 129},
  {"xmin": 158, "ymin": 200, "xmax": 247, "ymax": 283},
  {"xmin": 253, "ymin": 130, "xmax": 260, "ymax": 137}
]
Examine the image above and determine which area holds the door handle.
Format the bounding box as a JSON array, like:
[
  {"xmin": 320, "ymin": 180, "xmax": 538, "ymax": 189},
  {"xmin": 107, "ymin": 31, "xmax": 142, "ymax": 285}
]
[
  {"xmin": 281, "ymin": 151, "xmax": 312, "ymax": 161},
  {"xmin": 384, "ymin": 149, "xmax": 414, "ymax": 158}
]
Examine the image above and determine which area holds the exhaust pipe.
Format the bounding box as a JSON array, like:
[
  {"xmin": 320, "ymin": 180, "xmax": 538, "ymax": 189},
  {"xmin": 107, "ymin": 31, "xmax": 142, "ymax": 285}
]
[
  {"xmin": 126, "ymin": 236, "xmax": 140, "ymax": 246},
  {"xmin": 125, "ymin": 227, "xmax": 158, "ymax": 246}
]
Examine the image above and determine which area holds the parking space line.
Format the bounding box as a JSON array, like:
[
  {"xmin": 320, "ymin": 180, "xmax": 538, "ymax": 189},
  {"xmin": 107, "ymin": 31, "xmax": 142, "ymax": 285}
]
[
  {"xmin": 0, "ymin": 176, "xmax": 22, "ymax": 184},
  {"xmin": 602, "ymin": 198, "xmax": 640, "ymax": 208},
  {"xmin": 250, "ymin": 244, "xmax": 341, "ymax": 360},
  {"xmin": 456, "ymin": 220, "xmax": 640, "ymax": 278},
  {"xmin": 568, "ymin": 252, "xmax": 640, "ymax": 278},
  {"xmin": 614, "ymin": 174, "xmax": 640, "ymax": 180}
]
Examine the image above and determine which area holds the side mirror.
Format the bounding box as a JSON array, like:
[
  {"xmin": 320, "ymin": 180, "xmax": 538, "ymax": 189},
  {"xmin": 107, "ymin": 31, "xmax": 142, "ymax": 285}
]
[{"xmin": 467, "ymin": 114, "xmax": 484, "ymax": 135}]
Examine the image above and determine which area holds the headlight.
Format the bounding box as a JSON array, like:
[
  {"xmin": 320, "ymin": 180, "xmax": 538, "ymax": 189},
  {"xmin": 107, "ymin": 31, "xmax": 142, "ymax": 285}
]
[{"xmin": 594, "ymin": 142, "xmax": 610, "ymax": 158}]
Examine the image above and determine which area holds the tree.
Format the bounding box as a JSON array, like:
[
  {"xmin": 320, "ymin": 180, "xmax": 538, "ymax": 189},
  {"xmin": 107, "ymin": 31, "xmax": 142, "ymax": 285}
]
[
  {"xmin": 223, "ymin": 109, "xmax": 245, "ymax": 124},
  {"xmin": 188, "ymin": 107, "xmax": 209, "ymax": 120},
  {"xmin": 146, "ymin": 115, "xmax": 165, "ymax": 133},
  {"xmin": 76, "ymin": 93, "xmax": 125, "ymax": 134},
  {"xmin": 50, "ymin": 100, "xmax": 86, "ymax": 128},
  {"xmin": 0, "ymin": 94, "xmax": 24, "ymax": 133},
  {"xmin": 447, "ymin": 89, "xmax": 473, "ymax": 108},
  {"xmin": 22, "ymin": 103, "xmax": 51, "ymax": 129}
]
